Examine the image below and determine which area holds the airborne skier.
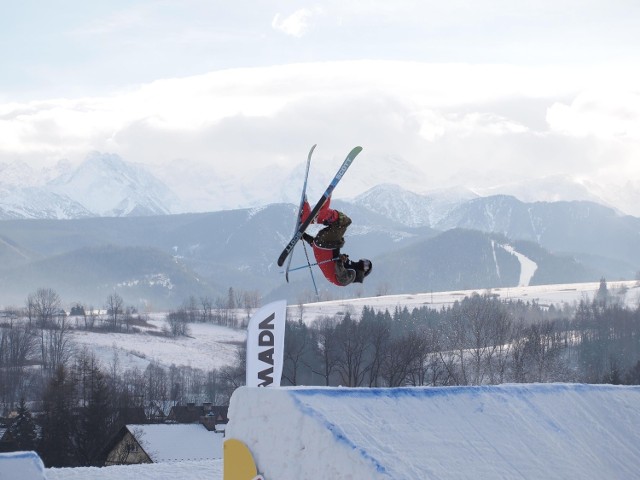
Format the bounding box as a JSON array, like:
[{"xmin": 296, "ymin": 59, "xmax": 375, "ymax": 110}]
[
  {"xmin": 278, "ymin": 145, "xmax": 371, "ymax": 287},
  {"xmin": 300, "ymin": 197, "xmax": 372, "ymax": 286}
]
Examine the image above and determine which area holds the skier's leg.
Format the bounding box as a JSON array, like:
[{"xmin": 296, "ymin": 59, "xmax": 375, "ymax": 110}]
[
  {"xmin": 300, "ymin": 200, "xmax": 312, "ymax": 224},
  {"xmin": 316, "ymin": 197, "xmax": 340, "ymax": 224}
]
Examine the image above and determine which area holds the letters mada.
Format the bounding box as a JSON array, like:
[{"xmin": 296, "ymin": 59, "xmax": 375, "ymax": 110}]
[
  {"xmin": 257, "ymin": 313, "xmax": 275, "ymax": 386},
  {"xmin": 246, "ymin": 300, "xmax": 285, "ymax": 388}
]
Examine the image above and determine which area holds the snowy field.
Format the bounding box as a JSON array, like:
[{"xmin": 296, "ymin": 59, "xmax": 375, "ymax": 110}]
[
  {"xmin": 293, "ymin": 280, "xmax": 640, "ymax": 325},
  {"xmin": 69, "ymin": 318, "xmax": 245, "ymax": 371}
]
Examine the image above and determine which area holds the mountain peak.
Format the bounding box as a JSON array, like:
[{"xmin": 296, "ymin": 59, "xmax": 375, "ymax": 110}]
[{"xmin": 48, "ymin": 152, "xmax": 179, "ymax": 217}]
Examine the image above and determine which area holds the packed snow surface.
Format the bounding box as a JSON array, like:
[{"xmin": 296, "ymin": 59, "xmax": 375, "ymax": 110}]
[
  {"xmin": 0, "ymin": 451, "xmax": 47, "ymax": 480},
  {"xmin": 226, "ymin": 384, "xmax": 640, "ymax": 480},
  {"xmin": 46, "ymin": 460, "xmax": 221, "ymax": 480}
]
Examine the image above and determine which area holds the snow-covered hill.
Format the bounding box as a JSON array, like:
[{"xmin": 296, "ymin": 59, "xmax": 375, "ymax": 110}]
[
  {"xmin": 294, "ymin": 280, "xmax": 640, "ymax": 325},
  {"xmin": 69, "ymin": 316, "xmax": 245, "ymax": 372}
]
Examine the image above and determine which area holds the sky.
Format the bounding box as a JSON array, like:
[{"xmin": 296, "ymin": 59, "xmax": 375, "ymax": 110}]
[{"xmin": 1, "ymin": 1, "xmax": 640, "ymax": 198}]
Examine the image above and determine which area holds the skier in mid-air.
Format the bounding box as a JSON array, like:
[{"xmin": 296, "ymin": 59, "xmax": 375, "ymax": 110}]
[{"xmin": 300, "ymin": 197, "xmax": 372, "ymax": 286}]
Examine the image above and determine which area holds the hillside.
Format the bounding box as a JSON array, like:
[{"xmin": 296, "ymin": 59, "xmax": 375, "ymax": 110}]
[{"xmin": 1, "ymin": 188, "xmax": 639, "ymax": 308}]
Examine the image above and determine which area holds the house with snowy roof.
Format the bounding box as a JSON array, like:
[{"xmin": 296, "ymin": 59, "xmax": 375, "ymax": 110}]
[
  {"xmin": 103, "ymin": 423, "xmax": 223, "ymax": 466},
  {"xmin": 166, "ymin": 402, "xmax": 228, "ymax": 432},
  {"xmin": 0, "ymin": 426, "xmax": 14, "ymax": 452}
]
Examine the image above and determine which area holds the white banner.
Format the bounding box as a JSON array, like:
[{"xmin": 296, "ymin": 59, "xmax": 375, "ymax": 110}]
[{"xmin": 246, "ymin": 300, "xmax": 287, "ymax": 387}]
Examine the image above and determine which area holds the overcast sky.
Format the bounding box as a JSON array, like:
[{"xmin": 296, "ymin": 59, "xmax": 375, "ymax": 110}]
[{"xmin": 1, "ymin": 0, "xmax": 640, "ymax": 196}]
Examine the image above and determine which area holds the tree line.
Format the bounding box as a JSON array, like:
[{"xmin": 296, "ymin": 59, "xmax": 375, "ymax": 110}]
[{"xmin": 281, "ymin": 282, "xmax": 640, "ymax": 388}]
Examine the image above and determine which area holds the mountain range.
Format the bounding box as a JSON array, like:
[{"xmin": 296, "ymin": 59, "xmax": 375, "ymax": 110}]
[
  {"xmin": 0, "ymin": 152, "xmax": 638, "ymax": 309},
  {"xmin": 3, "ymin": 151, "xmax": 640, "ymax": 218},
  {"xmin": 0, "ymin": 152, "xmax": 178, "ymax": 219}
]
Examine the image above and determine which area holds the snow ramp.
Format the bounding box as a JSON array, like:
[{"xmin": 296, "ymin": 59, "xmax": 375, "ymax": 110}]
[
  {"xmin": 225, "ymin": 384, "xmax": 640, "ymax": 480},
  {"xmin": 0, "ymin": 451, "xmax": 47, "ymax": 480}
]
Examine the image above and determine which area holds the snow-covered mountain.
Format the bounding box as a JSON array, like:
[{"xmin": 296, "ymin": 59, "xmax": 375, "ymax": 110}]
[
  {"xmin": 0, "ymin": 187, "xmax": 92, "ymax": 220},
  {"xmin": 0, "ymin": 159, "xmax": 74, "ymax": 188},
  {"xmin": 2, "ymin": 150, "xmax": 640, "ymax": 221},
  {"xmin": 472, "ymin": 174, "xmax": 640, "ymax": 217},
  {"xmin": 48, "ymin": 152, "xmax": 179, "ymax": 216},
  {"xmin": 351, "ymin": 184, "xmax": 478, "ymax": 227},
  {"xmin": 0, "ymin": 152, "xmax": 179, "ymax": 219}
]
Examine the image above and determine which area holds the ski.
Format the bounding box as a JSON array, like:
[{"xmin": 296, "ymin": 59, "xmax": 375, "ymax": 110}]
[
  {"xmin": 277, "ymin": 146, "xmax": 362, "ymax": 267},
  {"xmin": 285, "ymin": 144, "xmax": 316, "ymax": 282}
]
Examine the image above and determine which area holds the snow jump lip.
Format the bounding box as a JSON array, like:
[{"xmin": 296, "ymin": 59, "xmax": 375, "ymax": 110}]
[{"xmin": 225, "ymin": 383, "xmax": 640, "ymax": 480}]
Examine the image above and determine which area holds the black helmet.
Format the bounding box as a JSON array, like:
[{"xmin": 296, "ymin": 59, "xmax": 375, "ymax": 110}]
[{"xmin": 353, "ymin": 259, "xmax": 373, "ymax": 283}]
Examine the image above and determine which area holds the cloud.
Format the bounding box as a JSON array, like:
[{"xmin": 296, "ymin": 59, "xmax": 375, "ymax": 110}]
[
  {"xmin": 272, "ymin": 8, "xmax": 321, "ymax": 37},
  {"xmin": 547, "ymin": 90, "xmax": 640, "ymax": 140},
  {"xmin": 1, "ymin": 60, "xmax": 640, "ymax": 195}
]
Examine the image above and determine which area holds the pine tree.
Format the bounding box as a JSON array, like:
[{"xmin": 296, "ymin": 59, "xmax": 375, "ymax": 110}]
[
  {"xmin": 38, "ymin": 366, "xmax": 77, "ymax": 467},
  {"xmin": 10, "ymin": 398, "xmax": 37, "ymax": 451},
  {"xmin": 76, "ymin": 362, "xmax": 114, "ymax": 466}
]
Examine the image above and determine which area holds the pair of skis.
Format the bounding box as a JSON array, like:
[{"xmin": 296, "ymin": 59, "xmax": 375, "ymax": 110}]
[
  {"xmin": 278, "ymin": 145, "xmax": 363, "ymax": 282},
  {"xmin": 283, "ymin": 144, "xmax": 317, "ymax": 287}
]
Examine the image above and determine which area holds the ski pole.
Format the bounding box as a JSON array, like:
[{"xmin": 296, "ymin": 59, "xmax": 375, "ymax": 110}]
[
  {"xmin": 302, "ymin": 242, "xmax": 320, "ymax": 300},
  {"xmin": 284, "ymin": 257, "xmax": 340, "ymax": 274}
]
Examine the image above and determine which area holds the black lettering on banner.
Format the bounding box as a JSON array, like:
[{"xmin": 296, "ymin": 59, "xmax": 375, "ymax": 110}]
[
  {"xmin": 259, "ymin": 313, "xmax": 275, "ymax": 330},
  {"xmin": 259, "ymin": 347, "xmax": 274, "ymax": 365},
  {"xmin": 258, "ymin": 367, "xmax": 274, "ymax": 386},
  {"xmin": 256, "ymin": 311, "xmax": 278, "ymax": 387},
  {"xmin": 259, "ymin": 330, "xmax": 274, "ymax": 347}
]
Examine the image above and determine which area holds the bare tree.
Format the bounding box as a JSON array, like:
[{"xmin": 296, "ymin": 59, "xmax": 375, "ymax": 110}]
[
  {"xmin": 360, "ymin": 311, "xmax": 391, "ymax": 387},
  {"xmin": 106, "ymin": 292, "xmax": 124, "ymax": 330},
  {"xmin": 29, "ymin": 288, "xmax": 62, "ymax": 328},
  {"xmin": 0, "ymin": 321, "xmax": 37, "ymax": 406},
  {"xmin": 200, "ymin": 296, "xmax": 213, "ymax": 323},
  {"xmin": 283, "ymin": 320, "xmax": 310, "ymax": 386},
  {"xmin": 44, "ymin": 314, "xmax": 74, "ymax": 372},
  {"xmin": 443, "ymin": 303, "xmax": 469, "ymax": 385},
  {"xmin": 27, "ymin": 288, "xmax": 73, "ymax": 371},
  {"xmin": 310, "ymin": 316, "xmax": 340, "ymax": 386},
  {"xmin": 334, "ymin": 314, "xmax": 370, "ymax": 387},
  {"xmin": 379, "ymin": 333, "xmax": 426, "ymax": 387},
  {"xmin": 166, "ymin": 309, "xmax": 191, "ymax": 337}
]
